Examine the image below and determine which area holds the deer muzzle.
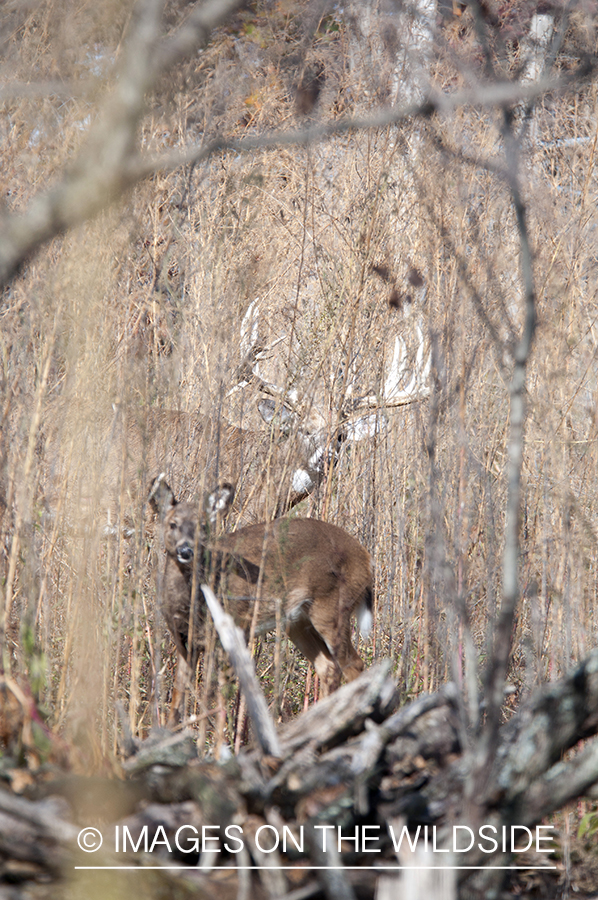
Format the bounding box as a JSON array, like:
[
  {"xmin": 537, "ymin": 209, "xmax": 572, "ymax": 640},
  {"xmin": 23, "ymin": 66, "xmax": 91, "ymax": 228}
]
[{"xmin": 176, "ymin": 542, "xmax": 193, "ymax": 565}]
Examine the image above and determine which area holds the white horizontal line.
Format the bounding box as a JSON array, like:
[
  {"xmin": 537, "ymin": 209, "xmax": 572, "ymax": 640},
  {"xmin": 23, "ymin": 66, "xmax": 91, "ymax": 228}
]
[{"xmin": 75, "ymin": 865, "xmax": 558, "ymax": 871}]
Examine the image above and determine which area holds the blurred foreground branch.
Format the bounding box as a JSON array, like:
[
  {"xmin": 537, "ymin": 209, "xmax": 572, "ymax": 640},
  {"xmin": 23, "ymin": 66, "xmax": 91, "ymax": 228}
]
[
  {"xmin": 1, "ymin": 0, "xmax": 596, "ymax": 290},
  {"xmin": 0, "ymin": 0, "xmax": 246, "ymax": 288}
]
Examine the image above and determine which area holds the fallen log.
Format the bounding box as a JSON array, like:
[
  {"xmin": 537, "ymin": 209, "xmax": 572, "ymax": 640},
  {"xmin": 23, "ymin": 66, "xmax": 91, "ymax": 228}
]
[{"xmin": 2, "ymin": 652, "xmax": 598, "ymax": 898}]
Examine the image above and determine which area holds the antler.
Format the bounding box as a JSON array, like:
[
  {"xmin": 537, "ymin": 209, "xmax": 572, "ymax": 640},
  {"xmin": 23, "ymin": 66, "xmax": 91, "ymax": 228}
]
[
  {"xmin": 364, "ymin": 321, "xmax": 430, "ymax": 409},
  {"xmin": 227, "ymin": 297, "xmax": 430, "ymax": 453},
  {"xmin": 227, "ymin": 298, "xmax": 291, "ymax": 403},
  {"xmin": 341, "ymin": 320, "xmax": 430, "ymax": 440},
  {"xmin": 227, "ymin": 298, "xmax": 323, "ymax": 435}
]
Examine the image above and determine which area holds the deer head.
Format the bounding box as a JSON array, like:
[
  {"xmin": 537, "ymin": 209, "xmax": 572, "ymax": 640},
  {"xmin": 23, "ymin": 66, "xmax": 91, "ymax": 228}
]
[
  {"xmin": 229, "ymin": 296, "xmax": 431, "ymax": 511},
  {"xmin": 148, "ymin": 474, "xmax": 235, "ymax": 663}
]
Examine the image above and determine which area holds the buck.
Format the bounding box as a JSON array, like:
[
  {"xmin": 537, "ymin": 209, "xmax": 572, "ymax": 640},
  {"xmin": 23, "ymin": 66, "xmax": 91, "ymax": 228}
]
[
  {"xmin": 40, "ymin": 294, "xmax": 429, "ymax": 535},
  {"xmin": 150, "ymin": 474, "xmax": 374, "ymax": 697},
  {"xmin": 222, "ymin": 296, "xmax": 431, "ymax": 516},
  {"xmin": 140, "ymin": 296, "xmax": 429, "ymax": 522}
]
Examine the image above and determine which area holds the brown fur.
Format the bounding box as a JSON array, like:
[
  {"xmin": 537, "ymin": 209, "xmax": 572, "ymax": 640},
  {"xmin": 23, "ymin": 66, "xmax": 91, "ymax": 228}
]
[{"xmin": 151, "ymin": 477, "xmax": 374, "ymax": 697}]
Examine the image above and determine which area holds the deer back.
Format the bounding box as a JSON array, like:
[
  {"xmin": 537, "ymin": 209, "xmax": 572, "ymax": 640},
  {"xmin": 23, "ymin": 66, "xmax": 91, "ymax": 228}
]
[{"xmin": 212, "ymin": 518, "xmax": 373, "ymax": 635}]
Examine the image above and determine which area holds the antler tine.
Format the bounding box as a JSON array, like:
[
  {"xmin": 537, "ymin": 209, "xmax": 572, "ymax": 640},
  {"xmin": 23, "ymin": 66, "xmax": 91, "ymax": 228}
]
[
  {"xmin": 383, "ymin": 334, "xmax": 410, "ymax": 400},
  {"xmin": 240, "ymin": 298, "xmax": 260, "ymax": 358},
  {"xmin": 383, "ymin": 322, "xmax": 431, "ymax": 405},
  {"xmin": 227, "ymin": 298, "xmax": 291, "ymax": 403},
  {"xmin": 339, "ymin": 320, "xmax": 430, "ymax": 441},
  {"xmin": 356, "ymin": 320, "xmax": 430, "ymax": 412}
]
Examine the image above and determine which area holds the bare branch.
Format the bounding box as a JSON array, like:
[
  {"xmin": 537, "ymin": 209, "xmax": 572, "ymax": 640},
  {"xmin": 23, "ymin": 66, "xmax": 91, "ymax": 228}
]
[
  {"xmin": 156, "ymin": 0, "xmax": 250, "ymax": 72},
  {"xmin": 466, "ymin": 94, "xmax": 538, "ymax": 822},
  {"xmin": 202, "ymin": 584, "xmax": 281, "ymax": 759},
  {"xmin": 0, "ymin": 0, "xmax": 247, "ymax": 288},
  {"xmin": 1, "ymin": 46, "xmax": 593, "ymax": 290}
]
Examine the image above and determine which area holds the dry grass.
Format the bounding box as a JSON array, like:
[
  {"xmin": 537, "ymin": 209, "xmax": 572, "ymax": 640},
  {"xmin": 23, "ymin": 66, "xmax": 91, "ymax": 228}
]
[{"xmin": 1, "ymin": 0, "xmax": 598, "ymax": 768}]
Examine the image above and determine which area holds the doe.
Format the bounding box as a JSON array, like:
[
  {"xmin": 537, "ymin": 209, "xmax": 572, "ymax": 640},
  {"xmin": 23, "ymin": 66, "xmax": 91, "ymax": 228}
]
[{"xmin": 150, "ymin": 475, "xmax": 374, "ymax": 698}]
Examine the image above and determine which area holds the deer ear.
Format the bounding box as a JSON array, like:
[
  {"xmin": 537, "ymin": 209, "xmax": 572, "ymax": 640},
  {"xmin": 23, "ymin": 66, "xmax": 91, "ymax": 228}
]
[
  {"xmin": 258, "ymin": 398, "xmax": 295, "ymax": 433},
  {"xmin": 148, "ymin": 473, "xmax": 176, "ymax": 520},
  {"xmin": 205, "ymin": 482, "xmax": 234, "ymax": 527}
]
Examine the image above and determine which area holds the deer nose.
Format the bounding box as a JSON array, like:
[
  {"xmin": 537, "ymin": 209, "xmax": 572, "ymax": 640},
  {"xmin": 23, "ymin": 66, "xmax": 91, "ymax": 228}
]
[{"xmin": 176, "ymin": 542, "xmax": 193, "ymax": 564}]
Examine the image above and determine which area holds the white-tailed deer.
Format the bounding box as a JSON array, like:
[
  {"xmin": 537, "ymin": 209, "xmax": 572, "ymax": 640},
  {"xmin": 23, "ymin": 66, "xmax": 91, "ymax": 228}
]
[
  {"xmin": 149, "ymin": 474, "xmax": 374, "ymax": 698},
  {"xmin": 225, "ymin": 296, "xmax": 431, "ymax": 510},
  {"xmin": 40, "ymin": 295, "xmax": 429, "ymax": 535}
]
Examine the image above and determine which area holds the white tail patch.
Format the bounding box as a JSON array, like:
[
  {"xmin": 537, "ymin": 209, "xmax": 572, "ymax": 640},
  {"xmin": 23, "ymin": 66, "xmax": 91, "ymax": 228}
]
[{"xmin": 357, "ymin": 600, "xmax": 373, "ymax": 639}]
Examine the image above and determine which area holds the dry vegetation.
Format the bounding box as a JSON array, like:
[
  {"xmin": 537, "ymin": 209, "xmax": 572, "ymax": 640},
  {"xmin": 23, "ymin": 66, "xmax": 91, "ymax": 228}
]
[{"xmin": 2, "ymin": 0, "xmax": 598, "ymax": 894}]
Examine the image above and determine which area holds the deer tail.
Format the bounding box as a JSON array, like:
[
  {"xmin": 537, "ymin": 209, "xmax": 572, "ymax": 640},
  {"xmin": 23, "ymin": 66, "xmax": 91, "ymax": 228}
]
[{"xmin": 356, "ymin": 585, "xmax": 373, "ymax": 639}]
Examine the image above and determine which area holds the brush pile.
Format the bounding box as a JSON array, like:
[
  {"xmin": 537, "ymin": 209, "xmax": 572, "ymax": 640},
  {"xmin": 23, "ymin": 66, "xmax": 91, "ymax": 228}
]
[{"xmin": 3, "ymin": 651, "xmax": 598, "ymax": 899}]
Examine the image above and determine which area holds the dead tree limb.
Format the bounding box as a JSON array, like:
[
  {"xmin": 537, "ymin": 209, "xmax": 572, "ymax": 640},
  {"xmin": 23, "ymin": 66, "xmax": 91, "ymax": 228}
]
[
  {"xmin": 202, "ymin": 584, "xmax": 281, "ymax": 759},
  {"xmin": 3, "ymin": 655, "xmax": 598, "ymax": 898}
]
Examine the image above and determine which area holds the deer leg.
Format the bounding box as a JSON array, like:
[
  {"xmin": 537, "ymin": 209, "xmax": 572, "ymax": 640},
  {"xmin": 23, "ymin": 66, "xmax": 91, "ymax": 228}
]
[
  {"xmin": 169, "ymin": 652, "xmax": 191, "ymax": 725},
  {"xmin": 304, "ymin": 601, "xmax": 365, "ymax": 692},
  {"xmin": 337, "ymin": 641, "xmax": 365, "ymax": 682},
  {"xmin": 333, "ymin": 616, "xmax": 365, "ymax": 683},
  {"xmin": 287, "ymin": 619, "xmax": 340, "ymax": 699},
  {"xmin": 312, "ymin": 620, "xmax": 364, "ymax": 690}
]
